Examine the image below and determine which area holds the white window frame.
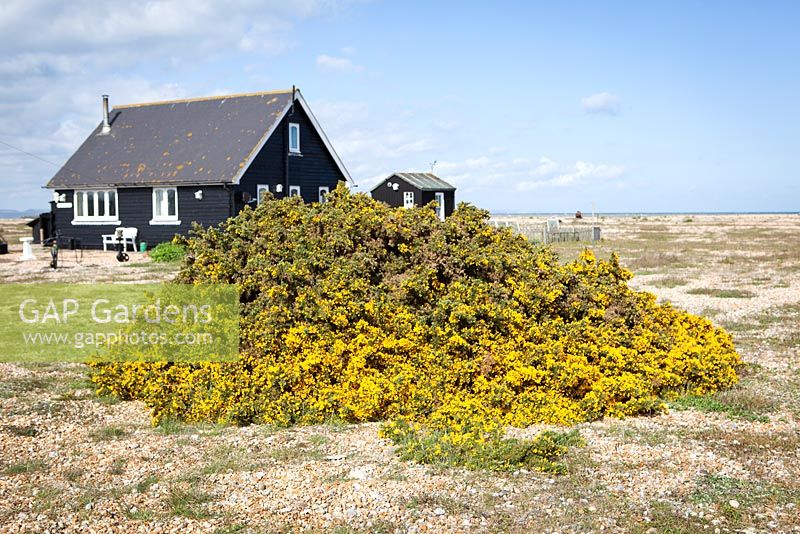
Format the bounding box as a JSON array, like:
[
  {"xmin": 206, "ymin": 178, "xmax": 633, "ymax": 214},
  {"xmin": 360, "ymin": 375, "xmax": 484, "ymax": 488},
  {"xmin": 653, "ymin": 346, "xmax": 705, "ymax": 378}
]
[
  {"xmin": 72, "ymin": 189, "xmax": 120, "ymax": 225},
  {"xmin": 403, "ymin": 191, "xmax": 415, "ymax": 209},
  {"xmin": 434, "ymin": 192, "xmax": 446, "ymax": 221},
  {"xmin": 288, "ymin": 122, "xmax": 300, "ymax": 154},
  {"xmin": 289, "ymin": 185, "xmax": 301, "ymax": 198},
  {"xmin": 257, "ymin": 184, "xmax": 270, "ymax": 205},
  {"xmin": 318, "ymin": 186, "xmax": 329, "ymax": 203},
  {"xmin": 150, "ymin": 187, "xmax": 180, "ymax": 225}
]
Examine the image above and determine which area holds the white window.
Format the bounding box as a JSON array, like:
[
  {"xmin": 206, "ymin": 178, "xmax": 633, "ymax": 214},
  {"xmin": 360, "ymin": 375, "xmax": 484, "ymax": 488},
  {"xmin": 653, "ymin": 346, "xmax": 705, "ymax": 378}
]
[
  {"xmin": 257, "ymin": 184, "xmax": 270, "ymax": 204},
  {"xmin": 434, "ymin": 192, "xmax": 445, "ymax": 221},
  {"xmin": 151, "ymin": 187, "xmax": 180, "ymax": 225},
  {"xmin": 73, "ymin": 189, "xmax": 119, "ymax": 224},
  {"xmin": 289, "ymin": 123, "xmax": 300, "ymax": 153},
  {"xmin": 318, "ymin": 186, "xmax": 329, "ymax": 203},
  {"xmin": 403, "ymin": 191, "xmax": 415, "ymax": 209},
  {"xmin": 289, "ymin": 185, "xmax": 301, "ymax": 198}
]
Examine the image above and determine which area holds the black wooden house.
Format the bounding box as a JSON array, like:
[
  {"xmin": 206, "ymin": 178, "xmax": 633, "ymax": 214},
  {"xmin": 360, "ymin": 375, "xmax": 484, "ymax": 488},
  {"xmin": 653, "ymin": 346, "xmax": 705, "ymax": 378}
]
[
  {"xmin": 44, "ymin": 88, "xmax": 352, "ymax": 249},
  {"xmin": 370, "ymin": 173, "xmax": 456, "ymax": 220}
]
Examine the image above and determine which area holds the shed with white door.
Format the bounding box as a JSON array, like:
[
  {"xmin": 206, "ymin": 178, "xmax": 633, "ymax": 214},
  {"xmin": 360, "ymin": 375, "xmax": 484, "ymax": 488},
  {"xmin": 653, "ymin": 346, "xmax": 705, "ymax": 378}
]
[{"xmin": 369, "ymin": 173, "xmax": 456, "ymax": 220}]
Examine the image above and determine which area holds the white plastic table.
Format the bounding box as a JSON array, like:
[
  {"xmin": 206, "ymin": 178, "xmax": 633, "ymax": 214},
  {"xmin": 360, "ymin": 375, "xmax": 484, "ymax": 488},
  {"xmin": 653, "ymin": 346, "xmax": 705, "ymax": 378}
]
[{"xmin": 20, "ymin": 237, "xmax": 35, "ymax": 261}]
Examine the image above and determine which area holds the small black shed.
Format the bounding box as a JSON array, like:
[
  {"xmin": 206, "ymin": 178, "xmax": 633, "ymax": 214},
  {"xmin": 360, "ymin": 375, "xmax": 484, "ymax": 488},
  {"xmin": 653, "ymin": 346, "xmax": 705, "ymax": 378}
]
[
  {"xmin": 370, "ymin": 173, "xmax": 456, "ymax": 220},
  {"xmin": 27, "ymin": 212, "xmax": 54, "ymax": 244}
]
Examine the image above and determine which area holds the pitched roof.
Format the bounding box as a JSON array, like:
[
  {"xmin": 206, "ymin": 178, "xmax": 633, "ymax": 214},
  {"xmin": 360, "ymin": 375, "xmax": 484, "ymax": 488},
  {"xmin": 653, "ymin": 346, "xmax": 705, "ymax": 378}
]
[
  {"xmin": 377, "ymin": 173, "xmax": 456, "ymax": 191},
  {"xmin": 46, "ymin": 89, "xmax": 353, "ymax": 188}
]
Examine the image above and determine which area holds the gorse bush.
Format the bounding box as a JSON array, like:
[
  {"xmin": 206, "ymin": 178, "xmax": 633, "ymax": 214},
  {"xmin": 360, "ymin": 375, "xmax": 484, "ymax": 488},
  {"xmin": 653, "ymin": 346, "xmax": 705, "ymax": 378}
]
[
  {"xmin": 149, "ymin": 241, "xmax": 186, "ymax": 262},
  {"xmin": 380, "ymin": 411, "xmax": 586, "ymax": 473},
  {"xmin": 90, "ymin": 185, "xmax": 741, "ymax": 440}
]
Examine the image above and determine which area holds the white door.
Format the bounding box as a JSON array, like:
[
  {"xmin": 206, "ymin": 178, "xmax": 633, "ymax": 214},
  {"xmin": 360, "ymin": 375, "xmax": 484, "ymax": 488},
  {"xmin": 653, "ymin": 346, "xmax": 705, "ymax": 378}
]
[
  {"xmin": 257, "ymin": 184, "xmax": 269, "ymax": 204},
  {"xmin": 434, "ymin": 192, "xmax": 445, "ymax": 221},
  {"xmin": 403, "ymin": 191, "xmax": 415, "ymax": 209}
]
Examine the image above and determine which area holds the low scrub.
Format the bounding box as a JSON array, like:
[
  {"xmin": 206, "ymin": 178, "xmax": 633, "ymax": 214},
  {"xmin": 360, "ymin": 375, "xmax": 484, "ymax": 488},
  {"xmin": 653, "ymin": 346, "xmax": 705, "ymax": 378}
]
[
  {"xmin": 686, "ymin": 287, "xmax": 755, "ymax": 299},
  {"xmin": 381, "ymin": 410, "xmax": 585, "ymax": 473},
  {"xmin": 90, "ymin": 186, "xmax": 741, "ymax": 469},
  {"xmin": 149, "ymin": 241, "xmax": 186, "ymax": 262}
]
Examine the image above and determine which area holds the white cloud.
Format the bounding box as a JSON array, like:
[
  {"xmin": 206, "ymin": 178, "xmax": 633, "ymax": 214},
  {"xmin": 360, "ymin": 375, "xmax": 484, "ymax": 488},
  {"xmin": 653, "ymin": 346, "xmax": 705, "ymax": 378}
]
[
  {"xmin": 581, "ymin": 92, "xmax": 621, "ymax": 115},
  {"xmin": 517, "ymin": 160, "xmax": 625, "ymax": 191},
  {"xmin": 531, "ymin": 156, "xmax": 558, "ymax": 176},
  {"xmin": 0, "ymin": 1, "xmax": 330, "ymax": 56},
  {"xmin": 316, "ymin": 54, "xmax": 365, "ymax": 73},
  {"xmin": 433, "ymin": 119, "xmax": 460, "ymax": 132},
  {"xmin": 311, "ymin": 98, "xmax": 439, "ymax": 191},
  {"xmin": 0, "ymin": 0, "xmax": 349, "ymax": 209}
]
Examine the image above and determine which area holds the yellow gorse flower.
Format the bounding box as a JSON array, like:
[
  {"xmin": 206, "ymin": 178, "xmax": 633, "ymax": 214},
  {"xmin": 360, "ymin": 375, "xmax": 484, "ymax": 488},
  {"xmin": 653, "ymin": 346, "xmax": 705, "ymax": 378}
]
[{"xmin": 90, "ymin": 185, "xmax": 741, "ymax": 435}]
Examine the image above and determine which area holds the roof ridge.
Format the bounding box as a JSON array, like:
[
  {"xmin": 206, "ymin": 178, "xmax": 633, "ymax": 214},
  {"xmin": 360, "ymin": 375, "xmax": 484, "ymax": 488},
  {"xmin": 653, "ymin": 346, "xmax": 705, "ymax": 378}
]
[{"xmin": 113, "ymin": 89, "xmax": 294, "ymax": 110}]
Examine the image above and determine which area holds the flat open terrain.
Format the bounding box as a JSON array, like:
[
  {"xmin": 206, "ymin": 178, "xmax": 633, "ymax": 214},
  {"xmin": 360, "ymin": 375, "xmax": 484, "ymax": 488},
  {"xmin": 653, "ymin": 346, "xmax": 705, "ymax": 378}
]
[{"xmin": 1, "ymin": 214, "xmax": 798, "ymax": 533}]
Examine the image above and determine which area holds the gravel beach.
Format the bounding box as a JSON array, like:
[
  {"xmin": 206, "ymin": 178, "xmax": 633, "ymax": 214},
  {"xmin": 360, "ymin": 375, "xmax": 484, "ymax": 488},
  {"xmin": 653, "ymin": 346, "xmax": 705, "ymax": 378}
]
[{"xmin": 1, "ymin": 214, "xmax": 798, "ymax": 533}]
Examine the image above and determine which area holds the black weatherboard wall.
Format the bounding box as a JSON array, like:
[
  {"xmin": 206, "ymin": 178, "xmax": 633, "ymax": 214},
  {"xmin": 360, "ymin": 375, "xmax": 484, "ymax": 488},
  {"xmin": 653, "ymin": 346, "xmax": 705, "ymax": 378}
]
[
  {"xmin": 371, "ymin": 173, "xmax": 456, "ymax": 218},
  {"xmin": 52, "ymin": 186, "xmax": 231, "ymax": 249},
  {"xmin": 236, "ymin": 103, "xmax": 346, "ymax": 207},
  {"xmin": 371, "ymin": 177, "xmax": 418, "ymax": 208}
]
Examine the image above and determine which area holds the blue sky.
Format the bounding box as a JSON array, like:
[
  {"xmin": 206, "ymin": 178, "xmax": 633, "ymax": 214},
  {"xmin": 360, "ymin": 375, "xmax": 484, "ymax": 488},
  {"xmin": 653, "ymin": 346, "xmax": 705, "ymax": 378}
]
[{"xmin": 0, "ymin": 1, "xmax": 797, "ymax": 213}]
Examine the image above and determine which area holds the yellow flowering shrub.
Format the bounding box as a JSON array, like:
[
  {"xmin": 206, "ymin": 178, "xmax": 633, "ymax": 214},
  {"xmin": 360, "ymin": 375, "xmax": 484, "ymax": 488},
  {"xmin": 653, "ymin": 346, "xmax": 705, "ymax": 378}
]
[{"xmin": 90, "ymin": 185, "xmax": 741, "ymax": 437}]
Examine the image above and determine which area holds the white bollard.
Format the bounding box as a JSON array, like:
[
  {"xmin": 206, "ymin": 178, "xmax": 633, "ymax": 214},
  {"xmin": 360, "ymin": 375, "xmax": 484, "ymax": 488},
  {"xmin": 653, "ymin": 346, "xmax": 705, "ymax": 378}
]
[{"xmin": 20, "ymin": 237, "xmax": 35, "ymax": 261}]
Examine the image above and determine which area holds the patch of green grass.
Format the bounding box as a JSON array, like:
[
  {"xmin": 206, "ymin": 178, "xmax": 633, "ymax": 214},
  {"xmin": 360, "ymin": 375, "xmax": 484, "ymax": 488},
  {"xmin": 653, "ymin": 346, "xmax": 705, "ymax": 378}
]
[
  {"xmin": 697, "ymin": 307, "xmax": 722, "ymax": 319},
  {"xmin": 91, "ymin": 425, "xmax": 128, "ymax": 441},
  {"xmin": 0, "ymin": 376, "xmax": 60, "ymax": 398},
  {"xmin": 267, "ymin": 444, "xmax": 325, "ymax": 463},
  {"xmin": 109, "ymin": 457, "xmax": 127, "ymax": 475},
  {"xmin": 322, "ymin": 415, "xmax": 352, "ymax": 433},
  {"xmin": 2, "ymin": 459, "xmax": 48, "ymax": 475},
  {"xmin": 214, "ymin": 523, "xmax": 249, "ymax": 534},
  {"xmin": 382, "ymin": 418, "xmax": 585, "ymax": 474},
  {"xmin": 690, "ymin": 474, "xmax": 800, "ymax": 525},
  {"xmin": 124, "ymin": 507, "xmax": 155, "ymax": 521},
  {"xmin": 166, "ymin": 485, "xmax": 213, "ymax": 519},
  {"xmin": 200, "ymin": 445, "xmax": 255, "ymax": 475},
  {"xmin": 686, "ymin": 287, "xmax": 756, "ymax": 298},
  {"xmin": 33, "ymin": 485, "xmax": 62, "ymax": 514},
  {"xmin": 307, "ymin": 434, "xmax": 331, "ymax": 447},
  {"xmin": 328, "ymin": 522, "xmax": 398, "ymax": 534},
  {"xmin": 92, "ymin": 394, "xmax": 122, "ymax": 405},
  {"xmin": 64, "ymin": 467, "xmax": 85, "ymax": 482},
  {"xmin": 3, "ymin": 424, "xmax": 39, "ymax": 437},
  {"xmin": 323, "ymin": 470, "xmax": 350, "ymax": 484},
  {"xmin": 641, "ymin": 500, "xmax": 706, "ymax": 533},
  {"xmin": 626, "ymin": 251, "xmax": 683, "ymax": 271},
  {"xmin": 382, "ymin": 465, "xmax": 408, "ymax": 482},
  {"xmin": 67, "ymin": 377, "xmax": 92, "ymax": 390},
  {"xmin": 405, "ymin": 493, "xmax": 471, "ymax": 513},
  {"xmin": 602, "ymin": 424, "xmax": 672, "ymax": 446},
  {"xmin": 154, "ymin": 417, "xmax": 224, "ymax": 436},
  {"xmin": 135, "ymin": 474, "xmax": 159, "ymax": 493},
  {"xmin": 669, "ymin": 389, "xmax": 772, "ymax": 422},
  {"xmin": 651, "ymin": 276, "xmax": 689, "ymax": 288},
  {"xmin": 30, "ymin": 399, "xmax": 67, "ymax": 416}
]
